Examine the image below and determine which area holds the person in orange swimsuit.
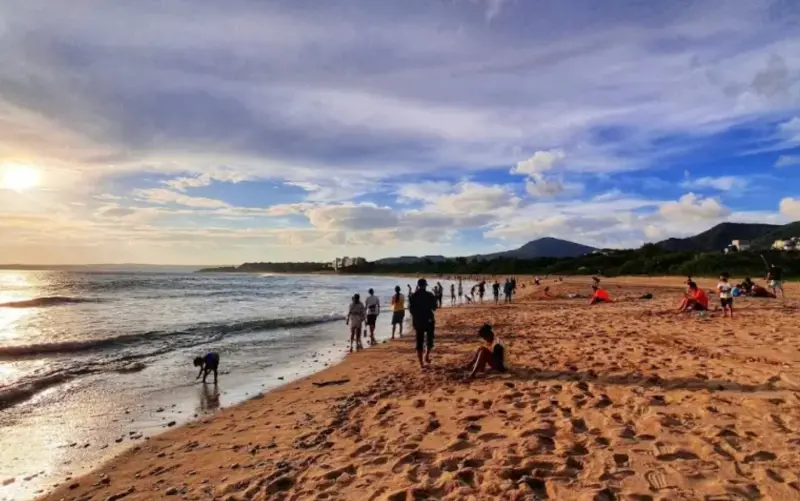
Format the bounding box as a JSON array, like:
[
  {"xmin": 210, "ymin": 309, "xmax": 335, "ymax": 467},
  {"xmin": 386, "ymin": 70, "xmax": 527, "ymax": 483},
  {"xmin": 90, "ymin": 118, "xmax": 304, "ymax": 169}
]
[
  {"xmin": 589, "ymin": 285, "xmax": 611, "ymax": 305},
  {"xmin": 677, "ymin": 281, "xmax": 708, "ymax": 312}
]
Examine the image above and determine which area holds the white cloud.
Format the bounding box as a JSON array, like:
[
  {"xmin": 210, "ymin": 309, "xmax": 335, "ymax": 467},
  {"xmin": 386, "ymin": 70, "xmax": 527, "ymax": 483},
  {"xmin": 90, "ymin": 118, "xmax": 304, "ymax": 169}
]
[
  {"xmin": 512, "ymin": 150, "xmax": 566, "ymax": 176},
  {"xmin": 658, "ymin": 193, "xmax": 730, "ymax": 221},
  {"xmin": 775, "ymin": 155, "xmax": 800, "ymax": 168},
  {"xmin": 306, "ymin": 204, "xmax": 398, "ymax": 231},
  {"xmin": 680, "ymin": 176, "xmax": 747, "ymax": 191},
  {"xmin": 779, "ymin": 117, "xmax": 800, "ymax": 144},
  {"xmin": 431, "ymin": 182, "xmax": 519, "ymax": 214},
  {"xmin": 780, "ymin": 197, "xmax": 800, "ymax": 219},
  {"xmin": 133, "ymin": 188, "xmax": 230, "ymax": 209}
]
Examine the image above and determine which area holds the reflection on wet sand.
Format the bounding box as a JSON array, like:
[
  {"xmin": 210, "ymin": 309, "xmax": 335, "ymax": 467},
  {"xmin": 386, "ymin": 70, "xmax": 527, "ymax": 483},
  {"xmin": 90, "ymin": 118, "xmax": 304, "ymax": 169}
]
[{"xmin": 198, "ymin": 383, "xmax": 220, "ymax": 412}]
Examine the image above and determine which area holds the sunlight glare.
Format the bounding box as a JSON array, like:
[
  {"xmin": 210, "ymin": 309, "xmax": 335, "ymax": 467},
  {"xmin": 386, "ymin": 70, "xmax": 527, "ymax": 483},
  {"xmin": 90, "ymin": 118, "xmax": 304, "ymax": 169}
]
[{"xmin": 1, "ymin": 164, "xmax": 41, "ymax": 192}]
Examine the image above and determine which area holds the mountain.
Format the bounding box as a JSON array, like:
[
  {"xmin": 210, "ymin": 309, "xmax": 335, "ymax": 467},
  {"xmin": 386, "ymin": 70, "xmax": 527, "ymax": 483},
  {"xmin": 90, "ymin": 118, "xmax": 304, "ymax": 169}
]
[
  {"xmin": 655, "ymin": 222, "xmax": 784, "ymax": 252},
  {"xmin": 475, "ymin": 237, "xmax": 597, "ymax": 260},
  {"xmin": 374, "ymin": 238, "xmax": 596, "ymax": 265}
]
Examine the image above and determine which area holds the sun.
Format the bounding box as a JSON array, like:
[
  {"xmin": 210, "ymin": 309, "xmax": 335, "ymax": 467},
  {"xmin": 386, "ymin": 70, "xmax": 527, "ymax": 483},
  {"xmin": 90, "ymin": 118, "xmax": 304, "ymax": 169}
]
[{"xmin": 1, "ymin": 164, "xmax": 41, "ymax": 192}]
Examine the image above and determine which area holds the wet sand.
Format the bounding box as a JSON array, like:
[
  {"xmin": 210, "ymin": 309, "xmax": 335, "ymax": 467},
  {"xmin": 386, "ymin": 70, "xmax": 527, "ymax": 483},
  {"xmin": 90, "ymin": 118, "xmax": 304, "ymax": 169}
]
[{"xmin": 31, "ymin": 277, "xmax": 800, "ymax": 501}]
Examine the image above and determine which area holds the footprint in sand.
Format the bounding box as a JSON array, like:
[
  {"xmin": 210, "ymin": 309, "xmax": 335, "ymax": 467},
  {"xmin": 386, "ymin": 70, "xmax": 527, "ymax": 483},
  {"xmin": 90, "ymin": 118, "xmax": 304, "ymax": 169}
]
[{"xmin": 644, "ymin": 469, "xmax": 673, "ymax": 493}]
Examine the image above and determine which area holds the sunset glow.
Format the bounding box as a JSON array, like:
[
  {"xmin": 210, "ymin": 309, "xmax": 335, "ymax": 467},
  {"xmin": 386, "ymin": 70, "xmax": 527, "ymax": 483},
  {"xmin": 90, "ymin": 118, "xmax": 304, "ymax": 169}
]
[{"xmin": 1, "ymin": 164, "xmax": 41, "ymax": 192}]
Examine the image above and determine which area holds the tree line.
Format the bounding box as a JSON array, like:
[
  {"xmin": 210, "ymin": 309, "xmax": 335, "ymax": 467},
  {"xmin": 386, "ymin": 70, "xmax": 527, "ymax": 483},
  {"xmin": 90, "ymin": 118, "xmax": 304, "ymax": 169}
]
[{"xmin": 198, "ymin": 246, "xmax": 799, "ymax": 278}]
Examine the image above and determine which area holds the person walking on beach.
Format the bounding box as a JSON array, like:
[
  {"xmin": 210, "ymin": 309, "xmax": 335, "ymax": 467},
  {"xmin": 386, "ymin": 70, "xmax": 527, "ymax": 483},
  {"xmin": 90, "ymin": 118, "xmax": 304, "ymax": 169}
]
[
  {"xmin": 364, "ymin": 288, "xmax": 380, "ymax": 346},
  {"xmin": 504, "ymin": 278, "xmax": 513, "ymax": 303},
  {"xmin": 409, "ymin": 278, "xmax": 437, "ymax": 368},
  {"xmin": 767, "ymin": 264, "xmax": 785, "ymax": 298},
  {"xmin": 390, "ymin": 286, "xmax": 405, "ymax": 339},
  {"xmin": 193, "ymin": 352, "xmax": 220, "ymax": 384},
  {"xmin": 717, "ymin": 273, "xmax": 734, "ymax": 318},
  {"xmin": 492, "ymin": 280, "xmax": 501, "ymax": 304},
  {"xmin": 346, "ymin": 294, "xmax": 366, "ymax": 352},
  {"xmin": 457, "ymin": 280, "xmax": 463, "ymax": 304},
  {"xmin": 450, "ymin": 283, "xmax": 456, "ymax": 306}
]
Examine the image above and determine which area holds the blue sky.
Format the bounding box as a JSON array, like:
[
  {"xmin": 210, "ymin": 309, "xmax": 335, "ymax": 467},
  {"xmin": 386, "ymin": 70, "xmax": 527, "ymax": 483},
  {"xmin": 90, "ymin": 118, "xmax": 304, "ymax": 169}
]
[{"xmin": 1, "ymin": 0, "xmax": 800, "ymax": 264}]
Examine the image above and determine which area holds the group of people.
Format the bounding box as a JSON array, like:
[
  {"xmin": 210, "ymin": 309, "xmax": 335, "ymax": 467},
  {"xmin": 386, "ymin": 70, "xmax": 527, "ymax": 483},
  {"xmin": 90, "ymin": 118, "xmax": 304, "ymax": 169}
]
[
  {"xmin": 677, "ymin": 264, "xmax": 786, "ymax": 318},
  {"xmin": 344, "ymin": 277, "xmax": 511, "ymax": 374},
  {"xmin": 346, "ymin": 279, "xmax": 437, "ymax": 367}
]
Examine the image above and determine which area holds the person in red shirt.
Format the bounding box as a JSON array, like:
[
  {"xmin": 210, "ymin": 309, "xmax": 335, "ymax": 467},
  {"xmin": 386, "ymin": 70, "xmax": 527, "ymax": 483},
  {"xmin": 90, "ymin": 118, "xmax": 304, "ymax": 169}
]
[
  {"xmin": 589, "ymin": 285, "xmax": 612, "ymax": 305},
  {"xmin": 677, "ymin": 281, "xmax": 708, "ymax": 312}
]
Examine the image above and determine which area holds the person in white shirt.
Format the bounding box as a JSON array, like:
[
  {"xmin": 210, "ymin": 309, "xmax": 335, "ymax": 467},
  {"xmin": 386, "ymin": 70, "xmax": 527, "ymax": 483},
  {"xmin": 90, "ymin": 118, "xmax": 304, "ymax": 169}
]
[
  {"xmin": 346, "ymin": 294, "xmax": 366, "ymax": 352},
  {"xmin": 717, "ymin": 272, "xmax": 734, "ymax": 318},
  {"xmin": 364, "ymin": 288, "xmax": 380, "ymax": 346}
]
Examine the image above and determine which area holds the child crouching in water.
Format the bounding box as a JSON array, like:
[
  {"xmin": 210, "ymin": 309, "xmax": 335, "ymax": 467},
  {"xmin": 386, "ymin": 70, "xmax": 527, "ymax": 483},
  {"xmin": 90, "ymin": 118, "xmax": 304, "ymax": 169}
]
[{"xmin": 467, "ymin": 324, "xmax": 506, "ymax": 378}]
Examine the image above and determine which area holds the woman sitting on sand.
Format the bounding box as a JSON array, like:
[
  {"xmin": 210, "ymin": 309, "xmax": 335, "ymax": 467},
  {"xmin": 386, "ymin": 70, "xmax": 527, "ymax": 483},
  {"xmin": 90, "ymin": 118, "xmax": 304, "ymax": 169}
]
[
  {"xmin": 467, "ymin": 324, "xmax": 506, "ymax": 378},
  {"xmin": 346, "ymin": 294, "xmax": 366, "ymax": 352},
  {"xmin": 677, "ymin": 281, "xmax": 708, "ymax": 312}
]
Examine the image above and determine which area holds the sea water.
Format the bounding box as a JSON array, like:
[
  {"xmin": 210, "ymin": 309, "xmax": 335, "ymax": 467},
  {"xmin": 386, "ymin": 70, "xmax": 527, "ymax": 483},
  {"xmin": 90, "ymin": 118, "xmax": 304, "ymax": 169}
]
[{"xmin": 0, "ymin": 270, "xmax": 461, "ymax": 501}]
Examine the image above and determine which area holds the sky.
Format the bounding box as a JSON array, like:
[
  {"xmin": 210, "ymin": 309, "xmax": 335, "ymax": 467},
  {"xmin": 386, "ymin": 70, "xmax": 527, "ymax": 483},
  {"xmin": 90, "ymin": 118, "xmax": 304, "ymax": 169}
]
[{"xmin": 1, "ymin": 0, "xmax": 800, "ymax": 265}]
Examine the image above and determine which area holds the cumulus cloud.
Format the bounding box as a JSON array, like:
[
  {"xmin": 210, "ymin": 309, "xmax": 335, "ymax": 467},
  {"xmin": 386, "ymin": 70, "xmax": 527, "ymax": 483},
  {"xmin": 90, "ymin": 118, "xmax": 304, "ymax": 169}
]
[
  {"xmin": 512, "ymin": 150, "xmax": 566, "ymax": 176},
  {"xmin": 306, "ymin": 204, "xmax": 398, "ymax": 231},
  {"xmin": 780, "ymin": 197, "xmax": 800, "ymax": 219},
  {"xmin": 680, "ymin": 176, "xmax": 747, "ymax": 191},
  {"xmin": 658, "ymin": 193, "xmax": 730, "ymax": 221},
  {"xmin": 775, "ymin": 155, "xmax": 800, "ymax": 168}
]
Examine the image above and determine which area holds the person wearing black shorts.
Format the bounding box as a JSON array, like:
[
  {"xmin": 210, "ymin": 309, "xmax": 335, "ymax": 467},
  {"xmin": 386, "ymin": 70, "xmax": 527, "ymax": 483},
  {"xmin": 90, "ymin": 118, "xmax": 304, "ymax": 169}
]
[
  {"xmin": 390, "ymin": 286, "xmax": 405, "ymax": 339},
  {"xmin": 409, "ymin": 278, "xmax": 437, "ymax": 368},
  {"xmin": 193, "ymin": 352, "xmax": 220, "ymax": 384}
]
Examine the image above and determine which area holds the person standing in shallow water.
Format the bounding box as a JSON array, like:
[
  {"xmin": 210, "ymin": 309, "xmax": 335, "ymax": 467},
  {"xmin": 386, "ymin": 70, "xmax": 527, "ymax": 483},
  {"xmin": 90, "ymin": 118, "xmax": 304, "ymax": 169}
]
[
  {"xmin": 492, "ymin": 280, "xmax": 501, "ymax": 304},
  {"xmin": 450, "ymin": 283, "xmax": 456, "ymax": 306},
  {"xmin": 364, "ymin": 288, "xmax": 380, "ymax": 346},
  {"xmin": 346, "ymin": 294, "xmax": 366, "ymax": 352},
  {"xmin": 390, "ymin": 286, "xmax": 405, "ymax": 339},
  {"xmin": 435, "ymin": 282, "xmax": 444, "ymax": 308},
  {"xmin": 409, "ymin": 278, "xmax": 437, "ymax": 368},
  {"xmin": 457, "ymin": 280, "xmax": 463, "ymax": 304}
]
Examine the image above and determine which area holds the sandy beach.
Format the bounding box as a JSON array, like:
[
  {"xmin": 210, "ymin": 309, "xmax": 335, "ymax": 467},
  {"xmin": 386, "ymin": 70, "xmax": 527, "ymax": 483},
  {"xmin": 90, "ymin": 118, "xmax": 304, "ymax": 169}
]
[{"xmin": 31, "ymin": 277, "xmax": 800, "ymax": 501}]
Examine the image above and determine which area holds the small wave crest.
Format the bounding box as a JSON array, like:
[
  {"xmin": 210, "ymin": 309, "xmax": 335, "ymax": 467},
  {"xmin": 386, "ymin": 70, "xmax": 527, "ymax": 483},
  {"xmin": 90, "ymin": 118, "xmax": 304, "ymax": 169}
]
[
  {"xmin": 0, "ymin": 296, "xmax": 101, "ymax": 308},
  {"xmin": 0, "ymin": 314, "xmax": 344, "ymax": 358}
]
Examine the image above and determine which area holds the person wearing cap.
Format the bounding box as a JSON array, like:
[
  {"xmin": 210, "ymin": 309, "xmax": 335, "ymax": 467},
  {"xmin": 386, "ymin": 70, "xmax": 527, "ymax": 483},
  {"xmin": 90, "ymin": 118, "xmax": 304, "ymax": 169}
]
[
  {"xmin": 409, "ymin": 278, "xmax": 438, "ymax": 368},
  {"xmin": 364, "ymin": 288, "xmax": 380, "ymax": 346}
]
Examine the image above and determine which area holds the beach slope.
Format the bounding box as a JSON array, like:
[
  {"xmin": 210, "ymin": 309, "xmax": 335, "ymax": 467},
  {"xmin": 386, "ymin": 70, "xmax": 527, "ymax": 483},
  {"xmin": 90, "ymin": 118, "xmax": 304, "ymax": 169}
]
[{"xmin": 39, "ymin": 278, "xmax": 800, "ymax": 501}]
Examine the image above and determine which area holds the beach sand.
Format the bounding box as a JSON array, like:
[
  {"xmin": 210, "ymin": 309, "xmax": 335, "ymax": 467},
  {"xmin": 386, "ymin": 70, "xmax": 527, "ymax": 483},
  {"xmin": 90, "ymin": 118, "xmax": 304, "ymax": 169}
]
[{"xmin": 33, "ymin": 277, "xmax": 800, "ymax": 501}]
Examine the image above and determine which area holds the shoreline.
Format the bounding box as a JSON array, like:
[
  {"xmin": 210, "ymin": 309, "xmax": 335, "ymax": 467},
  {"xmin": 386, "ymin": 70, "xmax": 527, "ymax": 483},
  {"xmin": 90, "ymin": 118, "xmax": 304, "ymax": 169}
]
[{"xmin": 33, "ymin": 277, "xmax": 800, "ymax": 501}]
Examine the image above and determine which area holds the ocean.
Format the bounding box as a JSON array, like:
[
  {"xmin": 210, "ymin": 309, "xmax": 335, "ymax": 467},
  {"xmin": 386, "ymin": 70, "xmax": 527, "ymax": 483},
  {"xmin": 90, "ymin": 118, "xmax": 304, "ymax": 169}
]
[{"xmin": 0, "ymin": 270, "xmax": 460, "ymax": 501}]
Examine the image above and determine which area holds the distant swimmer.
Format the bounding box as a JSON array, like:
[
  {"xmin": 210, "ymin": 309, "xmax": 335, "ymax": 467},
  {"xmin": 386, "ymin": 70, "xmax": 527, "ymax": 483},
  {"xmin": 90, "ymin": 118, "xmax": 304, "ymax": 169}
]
[
  {"xmin": 409, "ymin": 278, "xmax": 437, "ymax": 368},
  {"xmin": 347, "ymin": 293, "xmax": 366, "ymax": 352},
  {"xmin": 390, "ymin": 286, "xmax": 405, "ymax": 339},
  {"xmin": 365, "ymin": 289, "xmax": 380, "ymax": 346},
  {"xmin": 492, "ymin": 280, "xmax": 500, "ymax": 304},
  {"xmin": 450, "ymin": 283, "xmax": 456, "ymax": 306},
  {"xmin": 193, "ymin": 352, "xmax": 220, "ymax": 384},
  {"xmin": 677, "ymin": 281, "xmax": 708, "ymax": 313},
  {"xmin": 466, "ymin": 324, "xmax": 506, "ymax": 379},
  {"xmin": 589, "ymin": 285, "xmax": 611, "ymax": 305}
]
